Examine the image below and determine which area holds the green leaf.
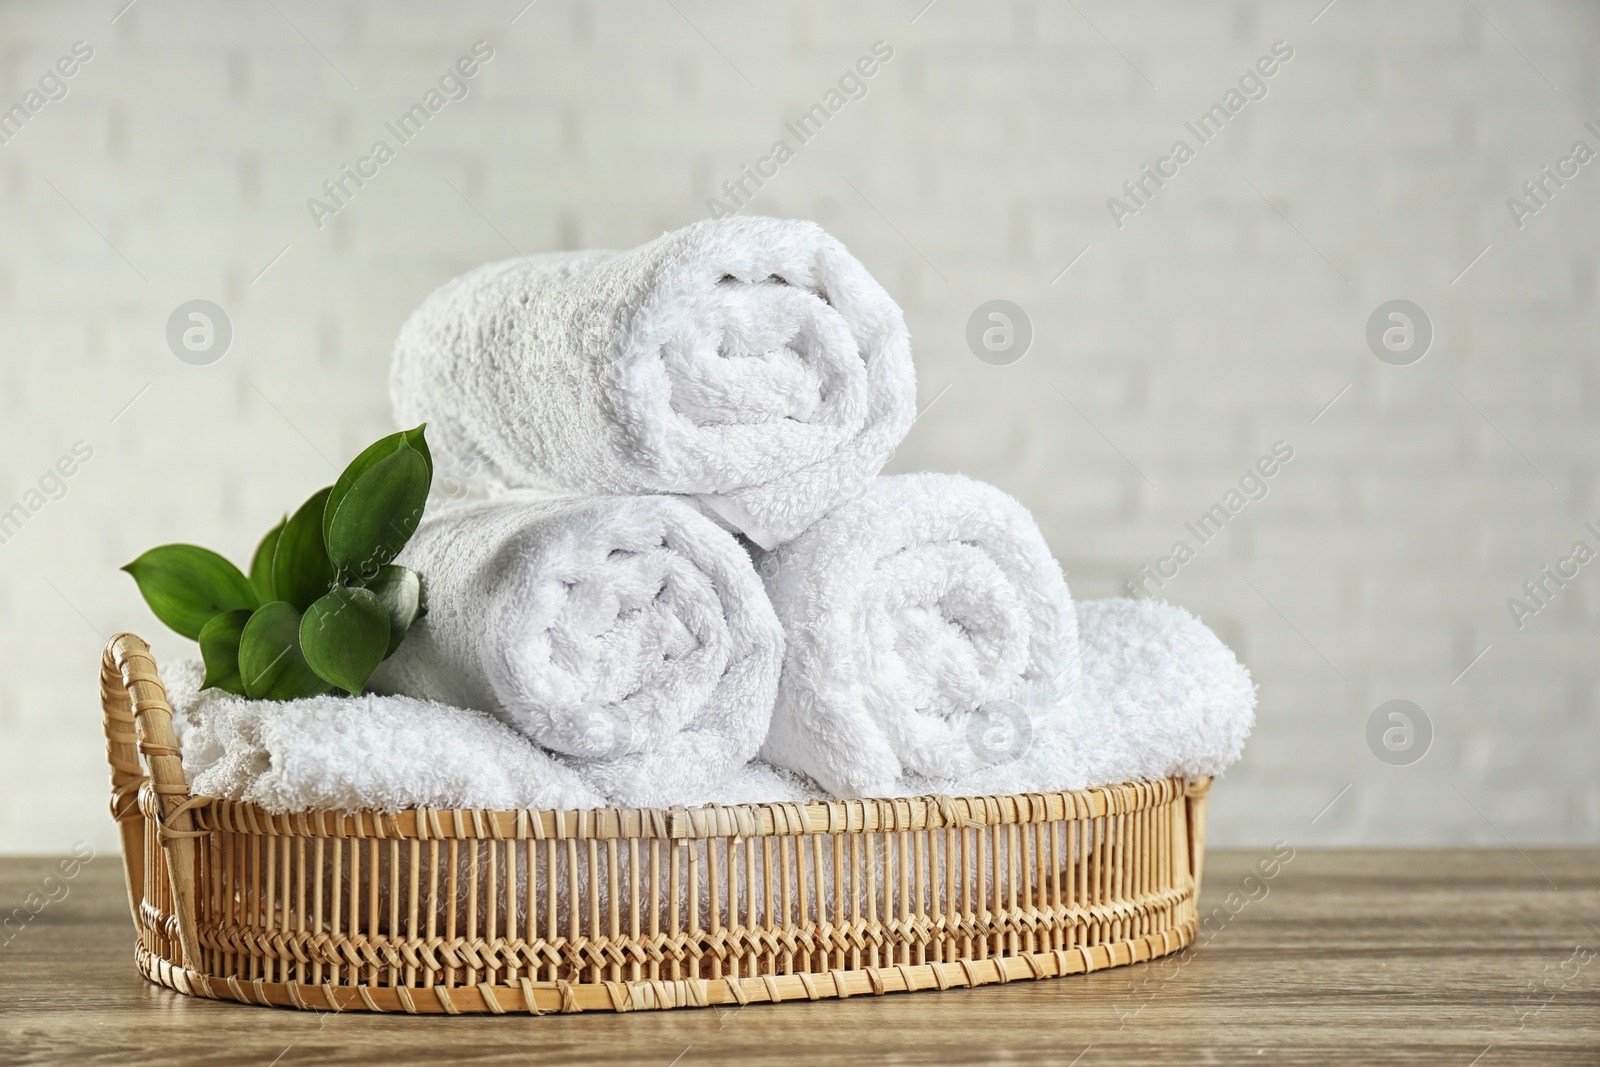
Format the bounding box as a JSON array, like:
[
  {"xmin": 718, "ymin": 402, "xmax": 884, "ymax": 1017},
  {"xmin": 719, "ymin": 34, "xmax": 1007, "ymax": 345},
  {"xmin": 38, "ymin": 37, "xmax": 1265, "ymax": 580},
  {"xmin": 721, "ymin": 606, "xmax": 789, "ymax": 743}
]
[
  {"xmin": 121, "ymin": 544, "xmax": 258, "ymax": 641},
  {"xmin": 238, "ymin": 601, "xmax": 332, "ymax": 700},
  {"xmin": 325, "ymin": 445, "xmax": 430, "ymax": 580},
  {"xmin": 272, "ymin": 487, "xmax": 334, "ymax": 612},
  {"xmin": 323, "ymin": 425, "xmax": 432, "ymax": 553},
  {"xmin": 198, "ymin": 609, "xmax": 252, "ymax": 696},
  {"xmin": 249, "ymin": 517, "xmax": 285, "ymax": 604},
  {"xmin": 364, "ymin": 564, "xmax": 425, "ymax": 656},
  {"xmin": 403, "ymin": 423, "xmax": 433, "ymax": 484},
  {"xmin": 300, "ymin": 587, "xmax": 390, "ymax": 696}
]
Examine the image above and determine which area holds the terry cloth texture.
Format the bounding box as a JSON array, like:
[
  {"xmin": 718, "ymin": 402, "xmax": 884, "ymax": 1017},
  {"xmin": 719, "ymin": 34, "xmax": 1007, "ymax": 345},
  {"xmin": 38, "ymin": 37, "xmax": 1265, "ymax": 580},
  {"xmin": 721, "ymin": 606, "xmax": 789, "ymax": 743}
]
[
  {"xmin": 1073, "ymin": 597, "xmax": 1256, "ymax": 784},
  {"xmin": 368, "ymin": 489, "xmax": 784, "ymax": 808},
  {"xmin": 162, "ymin": 658, "xmax": 604, "ymax": 813},
  {"xmin": 157, "ymin": 596, "xmax": 1253, "ymax": 813},
  {"xmin": 752, "ymin": 473, "xmax": 1081, "ymax": 798},
  {"xmin": 390, "ymin": 216, "xmax": 916, "ymax": 549}
]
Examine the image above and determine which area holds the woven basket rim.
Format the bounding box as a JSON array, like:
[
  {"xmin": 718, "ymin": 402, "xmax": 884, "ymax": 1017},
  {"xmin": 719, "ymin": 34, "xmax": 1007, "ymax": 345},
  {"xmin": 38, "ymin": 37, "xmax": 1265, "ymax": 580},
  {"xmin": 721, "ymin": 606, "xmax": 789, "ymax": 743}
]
[{"xmin": 168, "ymin": 776, "xmax": 1204, "ymax": 841}]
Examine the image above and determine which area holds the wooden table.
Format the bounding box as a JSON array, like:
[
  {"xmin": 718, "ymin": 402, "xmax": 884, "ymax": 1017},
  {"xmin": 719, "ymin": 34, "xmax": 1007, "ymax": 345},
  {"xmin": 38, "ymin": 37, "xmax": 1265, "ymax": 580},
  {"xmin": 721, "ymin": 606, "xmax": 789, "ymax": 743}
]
[{"xmin": 2, "ymin": 850, "xmax": 1596, "ymax": 1065}]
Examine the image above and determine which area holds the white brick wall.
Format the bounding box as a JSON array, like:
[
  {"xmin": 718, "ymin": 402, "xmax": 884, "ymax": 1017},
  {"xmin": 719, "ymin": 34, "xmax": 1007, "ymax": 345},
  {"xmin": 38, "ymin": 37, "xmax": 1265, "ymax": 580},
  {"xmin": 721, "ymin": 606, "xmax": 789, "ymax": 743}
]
[{"xmin": 1, "ymin": 0, "xmax": 1595, "ymax": 853}]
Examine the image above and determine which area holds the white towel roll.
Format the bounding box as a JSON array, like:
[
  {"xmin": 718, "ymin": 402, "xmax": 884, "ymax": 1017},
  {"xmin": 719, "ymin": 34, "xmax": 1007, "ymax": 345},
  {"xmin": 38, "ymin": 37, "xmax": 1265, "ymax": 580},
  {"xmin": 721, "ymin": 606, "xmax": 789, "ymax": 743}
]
[
  {"xmin": 753, "ymin": 473, "xmax": 1081, "ymax": 797},
  {"xmin": 390, "ymin": 217, "xmax": 915, "ymax": 550},
  {"xmin": 371, "ymin": 491, "xmax": 785, "ymax": 807}
]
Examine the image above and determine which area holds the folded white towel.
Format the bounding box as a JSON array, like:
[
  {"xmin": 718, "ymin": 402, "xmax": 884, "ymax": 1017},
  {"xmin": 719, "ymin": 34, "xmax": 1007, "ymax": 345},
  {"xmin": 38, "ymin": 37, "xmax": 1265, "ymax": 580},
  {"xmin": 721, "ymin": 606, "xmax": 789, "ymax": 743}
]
[
  {"xmin": 390, "ymin": 216, "xmax": 916, "ymax": 550},
  {"xmin": 369, "ymin": 490, "xmax": 784, "ymax": 808},
  {"xmin": 753, "ymin": 473, "xmax": 1081, "ymax": 798},
  {"xmin": 700, "ymin": 759, "xmax": 821, "ymax": 806},
  {"xmin": 1074, "ymin": 597, "xmax": 1255, "ymax": 783},
  {"xmin": 899, "ymin": 596, "xmax": 1256, "ymax": 798},
  {"xmin": 161, "ymin": 659, "xmax": 604, "ymax": 812}
]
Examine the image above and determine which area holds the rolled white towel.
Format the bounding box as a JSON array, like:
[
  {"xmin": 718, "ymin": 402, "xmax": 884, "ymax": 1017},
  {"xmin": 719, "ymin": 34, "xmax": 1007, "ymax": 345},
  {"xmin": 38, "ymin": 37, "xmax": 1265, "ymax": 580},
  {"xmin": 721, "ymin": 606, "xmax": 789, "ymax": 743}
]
[
  {"xmin": 390, "ymin": 216, "xmax": 915, "ymax": 550},
  {"xmin": 753, "ymin": 473, "xmax": 1081, "ymax": 798},
  {"xmin": 161, "ymin": 659, "xmax": 604, "ymax": 812},
  {"xmin": 370, "ymin": 490, "xmax": 785, "ymax": 808}
]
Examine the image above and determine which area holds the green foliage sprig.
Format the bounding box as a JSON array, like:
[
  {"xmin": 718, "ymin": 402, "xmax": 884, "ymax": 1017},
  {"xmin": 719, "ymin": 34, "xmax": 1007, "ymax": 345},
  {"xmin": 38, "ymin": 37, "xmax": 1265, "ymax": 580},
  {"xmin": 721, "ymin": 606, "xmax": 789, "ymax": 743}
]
[{"xmin": 123, "ymin": 426, "xmax": 433, "ymax": 699}]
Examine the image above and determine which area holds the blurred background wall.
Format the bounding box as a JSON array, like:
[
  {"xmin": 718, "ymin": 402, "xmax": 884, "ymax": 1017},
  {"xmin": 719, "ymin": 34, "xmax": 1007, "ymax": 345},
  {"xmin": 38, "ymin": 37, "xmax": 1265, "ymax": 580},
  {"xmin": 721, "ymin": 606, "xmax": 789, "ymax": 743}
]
[{"xmin": 1, "ymin": 0, "xmax": 1596, "ymax": 854}]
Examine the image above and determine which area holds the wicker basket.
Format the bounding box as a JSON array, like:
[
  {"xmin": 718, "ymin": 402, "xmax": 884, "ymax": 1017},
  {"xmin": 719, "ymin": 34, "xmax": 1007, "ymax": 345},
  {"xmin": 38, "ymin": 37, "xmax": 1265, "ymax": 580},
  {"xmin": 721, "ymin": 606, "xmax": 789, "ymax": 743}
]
[{"xmin": 101, "ymin": 633, "xmax": 1211, "ymax": 1014}]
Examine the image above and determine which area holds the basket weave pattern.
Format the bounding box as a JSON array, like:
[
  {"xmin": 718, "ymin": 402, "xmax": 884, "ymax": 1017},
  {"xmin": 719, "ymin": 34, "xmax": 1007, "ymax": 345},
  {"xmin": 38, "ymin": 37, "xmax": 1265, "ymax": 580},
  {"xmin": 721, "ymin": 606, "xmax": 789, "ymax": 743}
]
[{"xmin": 102, "ymin": 634, "xmax": 1211, "ymax": 1014}]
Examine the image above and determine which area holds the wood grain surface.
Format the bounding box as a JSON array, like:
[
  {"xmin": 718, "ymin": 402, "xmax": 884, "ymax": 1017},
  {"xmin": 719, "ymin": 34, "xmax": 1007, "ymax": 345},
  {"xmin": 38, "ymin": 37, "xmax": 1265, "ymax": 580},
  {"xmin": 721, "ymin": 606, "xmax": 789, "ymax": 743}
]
[{"xmin": 2, "ymin": 849, "xmax": 1596, "ymax": 1066}]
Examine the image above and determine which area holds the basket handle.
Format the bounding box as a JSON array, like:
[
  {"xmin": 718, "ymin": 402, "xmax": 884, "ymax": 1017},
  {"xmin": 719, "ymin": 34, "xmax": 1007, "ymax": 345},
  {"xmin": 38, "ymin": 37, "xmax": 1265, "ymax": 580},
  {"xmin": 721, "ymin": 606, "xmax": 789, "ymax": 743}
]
[
  {"xmin": 1185, "ymin": 776, "xmax": 1211, "ymax": 896},
  {"xmin": 101, "ymin": 633, "xmax": 205, "ymax": 971},
  {"xmin": 100, "ymin": 637, "xmax": 146, "ymax": 929}
]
